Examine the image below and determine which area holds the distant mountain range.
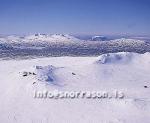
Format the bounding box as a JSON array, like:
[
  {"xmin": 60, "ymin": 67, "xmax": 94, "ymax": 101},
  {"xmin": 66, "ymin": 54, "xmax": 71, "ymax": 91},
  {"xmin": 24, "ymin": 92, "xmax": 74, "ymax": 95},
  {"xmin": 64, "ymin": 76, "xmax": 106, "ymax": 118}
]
[
  {"xmin": 0, "ymin": 34, "xmax": 150, "ymax": 59},
  {"xmin": 0, "ymin": 34, "xmax": 150, "ymax": 43},
  {"xmin": 0, "ymin": 34, "xmax": 81, "ymax": 43}
]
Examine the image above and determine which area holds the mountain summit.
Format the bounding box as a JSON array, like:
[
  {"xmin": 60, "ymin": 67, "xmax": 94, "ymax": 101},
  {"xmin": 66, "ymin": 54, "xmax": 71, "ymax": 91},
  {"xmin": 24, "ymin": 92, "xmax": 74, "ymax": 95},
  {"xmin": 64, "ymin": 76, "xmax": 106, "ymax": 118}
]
[{"xmin": 25, "ymin": 34, "xmax": 81, "ymax": 42}]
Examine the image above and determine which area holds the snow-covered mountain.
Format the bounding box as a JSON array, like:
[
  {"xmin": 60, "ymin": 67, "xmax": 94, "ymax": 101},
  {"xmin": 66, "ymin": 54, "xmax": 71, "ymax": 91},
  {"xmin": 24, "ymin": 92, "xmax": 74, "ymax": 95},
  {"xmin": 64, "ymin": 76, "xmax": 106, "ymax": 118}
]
[
  {"xmin": 0, "ymin": 34, "xmax": 147, "ymax": 44},
  {"xmin": 0, "ymin": 35, "xmax": 21, "ymax": 43},
  {"xmin": 0, "ymin": 34, "xmax": 81, "ymax": 43},
  {"xmin": 91, "ymin": 35, "xmax": 108, "ymax": 41},
  {"xmin": 0, "ymin": 35, "xmax": 150, "ymax": 58},
  {"xmin": 25, "ymin": 34, "xmax": 81, "ymax": 43}
]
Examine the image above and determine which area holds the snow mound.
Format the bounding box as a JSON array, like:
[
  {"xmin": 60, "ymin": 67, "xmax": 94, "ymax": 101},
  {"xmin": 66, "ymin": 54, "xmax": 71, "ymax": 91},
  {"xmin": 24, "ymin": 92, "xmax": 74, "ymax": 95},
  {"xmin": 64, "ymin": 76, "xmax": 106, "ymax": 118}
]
[
  {"xmin": 35, "ymin": 65, "xmax": 57, "ymax": 84},
  {"xmin": 95, "ymin": 52, "xmax": 135, "ymax": 64}
]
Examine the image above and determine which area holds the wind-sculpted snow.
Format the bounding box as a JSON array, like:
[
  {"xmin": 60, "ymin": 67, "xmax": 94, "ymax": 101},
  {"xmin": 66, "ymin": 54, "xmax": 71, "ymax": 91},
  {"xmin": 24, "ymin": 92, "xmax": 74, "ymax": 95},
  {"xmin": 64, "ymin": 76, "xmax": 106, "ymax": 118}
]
[
  {"xmin": 35, "ymin": 65, "xmax": 58, "ymax": 84},
  {"xmin": 95, "ymin": 52, "xmax": 150, "ymax": 67},
  {"xmin": 95, "ymin": 52, "xmax": 134, "ymax": 64}
]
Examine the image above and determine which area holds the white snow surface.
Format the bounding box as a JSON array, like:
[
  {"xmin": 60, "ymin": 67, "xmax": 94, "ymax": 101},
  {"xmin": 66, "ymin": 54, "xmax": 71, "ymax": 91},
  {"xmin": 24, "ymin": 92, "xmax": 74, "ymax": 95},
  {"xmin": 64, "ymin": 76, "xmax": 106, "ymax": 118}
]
[{"xmin": 0, "ymin": 52, "xmax": 150, "ymax": 123}]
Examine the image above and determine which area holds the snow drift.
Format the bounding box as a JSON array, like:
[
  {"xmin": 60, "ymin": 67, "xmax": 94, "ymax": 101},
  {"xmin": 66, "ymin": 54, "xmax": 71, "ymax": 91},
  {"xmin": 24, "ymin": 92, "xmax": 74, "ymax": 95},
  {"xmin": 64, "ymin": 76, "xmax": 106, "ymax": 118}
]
[
  {"xmin": 35, "ymin": 65, "xmax": 57, "ymax": 83},
  {"xmin": 95, "ymin": 52, "xmax": 134, "ymax": 64},
  {"xmin": 95, "ymin": 52, "xmax": 150, "ymax": 65}
]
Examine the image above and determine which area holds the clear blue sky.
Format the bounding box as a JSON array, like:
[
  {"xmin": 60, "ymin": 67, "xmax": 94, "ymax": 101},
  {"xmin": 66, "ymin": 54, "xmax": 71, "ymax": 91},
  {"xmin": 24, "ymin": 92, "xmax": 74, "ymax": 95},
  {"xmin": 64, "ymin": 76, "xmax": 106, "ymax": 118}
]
[{"xmin": 0, "ymin": 0, "xmax": 150, "ymax": 35}]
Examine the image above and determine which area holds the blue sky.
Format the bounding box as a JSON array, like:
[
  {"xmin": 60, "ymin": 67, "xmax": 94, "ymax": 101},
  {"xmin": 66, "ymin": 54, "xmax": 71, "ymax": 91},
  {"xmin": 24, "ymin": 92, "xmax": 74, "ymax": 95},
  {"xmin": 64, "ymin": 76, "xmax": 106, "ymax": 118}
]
[{"xmin": 0, "ymin": 0, "xmax": 150, "ymax": 35}]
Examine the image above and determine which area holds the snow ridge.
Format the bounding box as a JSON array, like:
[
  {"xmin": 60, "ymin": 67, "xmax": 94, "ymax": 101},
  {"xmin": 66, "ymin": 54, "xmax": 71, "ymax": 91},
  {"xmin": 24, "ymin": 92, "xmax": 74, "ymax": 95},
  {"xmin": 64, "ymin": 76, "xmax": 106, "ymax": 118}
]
[{"xmin": 95, "ymin": 52, "xmax": 135, "ymax": 64}]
